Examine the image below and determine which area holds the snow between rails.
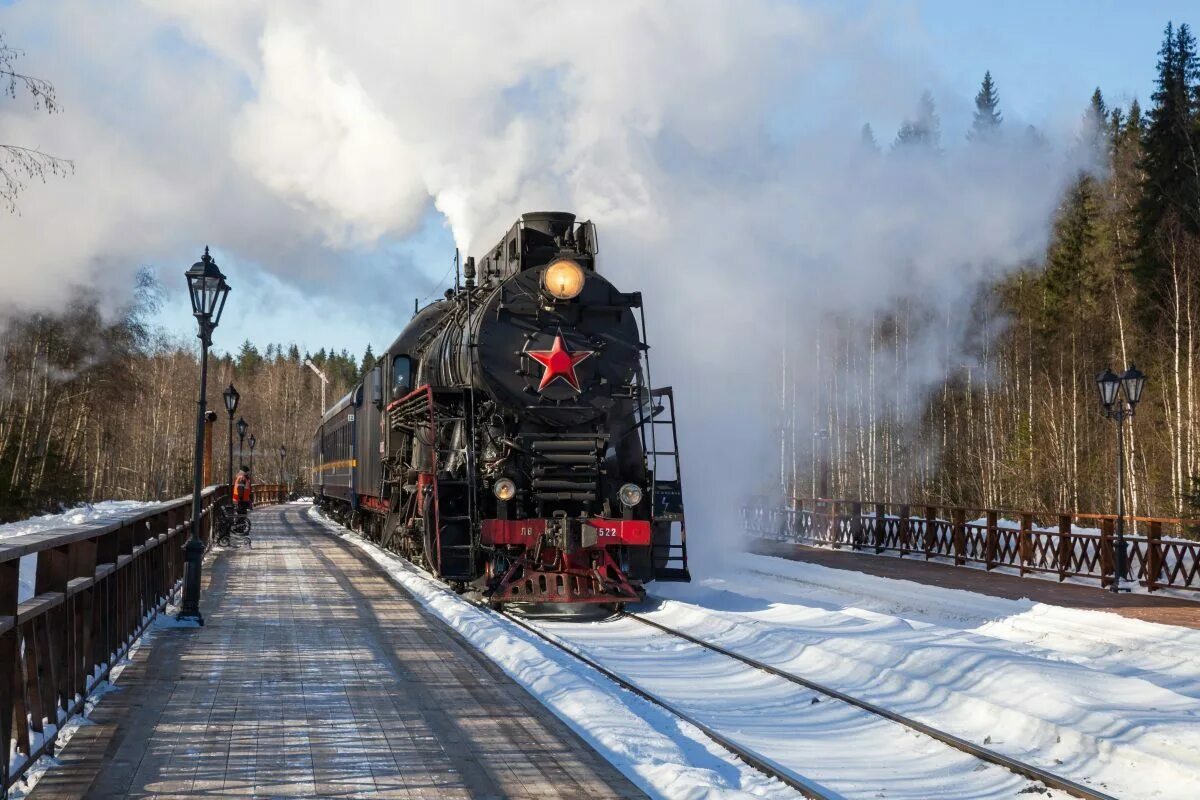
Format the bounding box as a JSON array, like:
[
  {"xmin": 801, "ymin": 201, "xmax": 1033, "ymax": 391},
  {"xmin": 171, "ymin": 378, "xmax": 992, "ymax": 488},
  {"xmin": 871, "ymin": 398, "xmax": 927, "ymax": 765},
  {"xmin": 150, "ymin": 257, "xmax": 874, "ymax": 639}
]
[{"xmin": 304, "ymin": 504, "xmax": 805, "ymax": 800}]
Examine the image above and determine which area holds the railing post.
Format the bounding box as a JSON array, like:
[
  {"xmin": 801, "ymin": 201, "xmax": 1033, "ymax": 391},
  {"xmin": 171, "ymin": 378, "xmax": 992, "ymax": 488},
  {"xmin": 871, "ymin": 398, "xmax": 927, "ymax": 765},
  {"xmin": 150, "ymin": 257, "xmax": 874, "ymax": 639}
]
[
  {"xmin": 1057, "ymin": 515, "xmax": 1072, "ymax": 582},
  {"xmin": 1, "ymin": 550, "xmax": 18, "ymax": 789},
  {"xmin": 952, "ymin": 508, "xmax": 966, "ymax": 565},
  {"xmin": 899, "ymin": 505, "xmax": 910, "ymax": 556},
  {"xmin": 1019, "ymin": 513, "xmax": 1033, "ymax": 576},
  {"xmin": 923, "ymin": 506, "xmax": 937, "ymax": 560},
  {"xmin": 1099, "ymin": 517, "xmax": 1115, "ymax": 589},
  {"xmin": 829, "ymin": 501, "xmax": 840, "ymax": 549},
  {"xmin": 874, "ymin": 503, "xmax": 886, "ymax": 552},
  {"xmin": 851, "ymin": 501, "xmax": 863, "ymax": 550},
  {"xmin": 1146, "ymin": 521, "xmax": 1163, "ymax": 592},
  {"xmin": 984, "ymin": 510, "xmax": 998, "ymax": 570}
]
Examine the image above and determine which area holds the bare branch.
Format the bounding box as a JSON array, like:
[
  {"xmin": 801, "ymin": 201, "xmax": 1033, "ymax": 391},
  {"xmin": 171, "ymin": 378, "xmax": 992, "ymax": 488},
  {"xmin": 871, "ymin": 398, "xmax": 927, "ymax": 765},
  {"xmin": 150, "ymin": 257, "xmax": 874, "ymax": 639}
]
[{"xmin": 0, "ymin": 31, "xmax": 60, "ymax": 113}]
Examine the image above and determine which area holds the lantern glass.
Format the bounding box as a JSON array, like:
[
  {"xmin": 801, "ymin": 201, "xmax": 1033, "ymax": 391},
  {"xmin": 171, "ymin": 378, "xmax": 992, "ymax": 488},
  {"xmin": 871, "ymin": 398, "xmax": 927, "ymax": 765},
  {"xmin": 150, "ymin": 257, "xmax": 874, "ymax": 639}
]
[
  {"xmin": 223, "ymin": 383, "xmax": 240, "ymax": 415},
  {"xmin": 248, "ymin": 434, "xmax": 256, "ymax": 450},
  {"xmin": 184, "ymin": 247, "xmax": 230, "ymax": 326},
  {"xmin": 1096, "ymin": 368, "xmax": 1120, "ymax": 407},
  {"xmin": 279, "ymin": 446, "xmax": 287, "ymax": 459},
  {"xmin": 236, "ymin": 417, "xmax": 248, "ymax": 439},
  {"xmin": 1121, "ymin": 364, "xmax": 1147, "ymax": 406}
]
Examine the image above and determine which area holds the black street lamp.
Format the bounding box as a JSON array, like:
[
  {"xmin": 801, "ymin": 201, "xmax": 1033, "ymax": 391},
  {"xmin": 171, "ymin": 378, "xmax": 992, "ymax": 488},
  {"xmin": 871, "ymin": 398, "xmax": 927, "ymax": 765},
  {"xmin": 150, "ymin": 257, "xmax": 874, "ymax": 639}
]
[
  {"xmin": 279, "ymin": 444, "xmax": 287, "ymax": 496},
  {"xmin": 182, "ymin": 247, "xmax": 231, "ymax": 625},
  {"xmin": 223, "ymin": 384, "xmax": 240, "ymax": 493},
  {"xmin": 248, "ymin": 433, "xmax": 257, "ymax": 479},
  {"xmin": 236, "ymin": 417, "xmax": 248, "ymax": 465},
  {"xmin": 1096, "ymin": 363, "xmax": 1147, "ymax": 593}
]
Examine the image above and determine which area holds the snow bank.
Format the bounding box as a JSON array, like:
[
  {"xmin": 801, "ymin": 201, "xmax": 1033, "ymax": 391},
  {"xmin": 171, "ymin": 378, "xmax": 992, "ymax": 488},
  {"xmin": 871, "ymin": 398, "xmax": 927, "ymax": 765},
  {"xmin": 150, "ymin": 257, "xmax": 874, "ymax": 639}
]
[
  {"xmin": 649, "ymin": 551, "xmax": 1200, "ymax": 800},
  {"xmin": 305, "ymin": 506, "xmax": 803, "ymax": 800},
  {"xmin": 0, "ymin": 501, "xmax": 162, "ymax": 602}
]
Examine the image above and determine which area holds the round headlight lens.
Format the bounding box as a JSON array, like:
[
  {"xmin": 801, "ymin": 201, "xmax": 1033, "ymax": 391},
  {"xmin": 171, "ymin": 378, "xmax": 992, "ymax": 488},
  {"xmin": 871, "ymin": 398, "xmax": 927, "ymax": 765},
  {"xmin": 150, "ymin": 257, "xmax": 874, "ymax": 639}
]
[
  {"xmin": 543, "ymin": 259, "xmax": 586, "ymax": 300},
  {"xmin": 618, "ymin": 483, "xmax": 643, "ymax": 507},
  {"xmin": 493, "ymin": 478, "xmax": 516, "ymax": 501}
]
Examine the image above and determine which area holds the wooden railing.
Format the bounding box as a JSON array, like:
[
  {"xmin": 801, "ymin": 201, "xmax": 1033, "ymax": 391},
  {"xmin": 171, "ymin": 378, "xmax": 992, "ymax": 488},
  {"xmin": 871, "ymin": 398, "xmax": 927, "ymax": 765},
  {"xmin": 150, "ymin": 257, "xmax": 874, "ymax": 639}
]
[
  {"xmin": 1, "ymin": 485, "xmax": 287, "ymax": 795},
  {"xmin": 743, "ymin": 499, "xmax": 1200, "ymax": 593}
]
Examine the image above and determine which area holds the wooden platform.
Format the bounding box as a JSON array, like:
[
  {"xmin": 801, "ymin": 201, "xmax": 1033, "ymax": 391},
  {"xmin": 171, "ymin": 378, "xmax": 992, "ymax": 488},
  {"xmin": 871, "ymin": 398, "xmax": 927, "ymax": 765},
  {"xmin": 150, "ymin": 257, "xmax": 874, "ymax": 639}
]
[
  {"xmin": 752, "ymin": 539, "xmax": 1200, "ymax": 629},
  {"xmin": 28, "ymin": 504, "xmax": 644, "ymax": 799}
]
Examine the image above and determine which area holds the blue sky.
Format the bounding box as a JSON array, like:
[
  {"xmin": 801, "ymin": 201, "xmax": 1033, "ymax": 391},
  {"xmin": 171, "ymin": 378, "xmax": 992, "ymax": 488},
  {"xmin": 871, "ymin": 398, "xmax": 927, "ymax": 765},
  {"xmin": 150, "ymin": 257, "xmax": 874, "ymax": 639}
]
[{"xmin": 1, "ymin": 1, "xmax": 1193, "ymax": 362}]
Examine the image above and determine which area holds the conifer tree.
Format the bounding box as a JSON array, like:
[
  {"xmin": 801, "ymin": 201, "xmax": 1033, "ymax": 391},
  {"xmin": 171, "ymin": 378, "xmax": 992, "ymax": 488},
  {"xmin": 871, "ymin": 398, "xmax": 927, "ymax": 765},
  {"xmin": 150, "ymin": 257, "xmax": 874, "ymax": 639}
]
[
  {"xmin": 893, "ymin": 91, "xmax": 941, "ymax": 152},
  {"xmin": 969, "ymin": 71, "xmax": 1003, "ymax": 141},
  {"xmin": 1138, "ymin": 20, "xmax": 1200, "ymax": 281},
  {"xmin": 860, "ymin": 123, "xmax": 879, "ymax": 153},
  {"xmin": 360, "ymin": 344, "xmax": 376, "ymax": 377}
]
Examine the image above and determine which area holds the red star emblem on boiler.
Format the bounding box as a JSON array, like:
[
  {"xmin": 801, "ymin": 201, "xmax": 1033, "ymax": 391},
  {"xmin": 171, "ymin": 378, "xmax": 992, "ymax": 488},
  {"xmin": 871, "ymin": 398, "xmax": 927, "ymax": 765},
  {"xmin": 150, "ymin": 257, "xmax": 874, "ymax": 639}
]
[{"xmin": 525, "ymin": 333, "xmax": 594, "ymax": 392}]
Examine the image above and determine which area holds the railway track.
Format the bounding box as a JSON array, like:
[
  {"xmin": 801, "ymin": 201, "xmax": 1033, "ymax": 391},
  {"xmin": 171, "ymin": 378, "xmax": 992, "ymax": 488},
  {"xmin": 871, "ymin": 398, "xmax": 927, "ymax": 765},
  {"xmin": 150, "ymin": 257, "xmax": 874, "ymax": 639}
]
[
  {"xmin": 500, "ymin": 607, "xmax": 1119, "ymax": 800},
  {"xmin": 496, "ymin": 609, "xmax": 834, "ymax": 800}
]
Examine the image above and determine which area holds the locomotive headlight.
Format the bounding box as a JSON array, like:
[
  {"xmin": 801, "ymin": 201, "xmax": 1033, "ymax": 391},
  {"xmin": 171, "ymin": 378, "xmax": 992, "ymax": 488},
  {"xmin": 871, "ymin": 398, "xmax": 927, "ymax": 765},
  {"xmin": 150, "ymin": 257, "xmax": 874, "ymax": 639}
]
[
  {"xmin": 543, "ymin": 259, "xmax": 586, "ymax": 300},
  {"xmin": 618, "ymin": 483, "xmax": 644, "ymax": 508},
  {"xmin": 493, "ymin": 478, "xmax": 517, "ymax": 501}
]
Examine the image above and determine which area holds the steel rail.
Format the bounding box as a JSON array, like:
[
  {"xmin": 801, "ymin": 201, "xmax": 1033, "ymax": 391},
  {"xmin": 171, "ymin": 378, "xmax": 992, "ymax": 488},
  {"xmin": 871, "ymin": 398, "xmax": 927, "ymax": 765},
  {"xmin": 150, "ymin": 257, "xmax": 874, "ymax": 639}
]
[
  {"xmin": 623, "ymin": 611, "xmax": 1118, "ymax": 800},
  {"xmin": 496, "ymin": 610, "xmax": 835, "ymax": 800}
]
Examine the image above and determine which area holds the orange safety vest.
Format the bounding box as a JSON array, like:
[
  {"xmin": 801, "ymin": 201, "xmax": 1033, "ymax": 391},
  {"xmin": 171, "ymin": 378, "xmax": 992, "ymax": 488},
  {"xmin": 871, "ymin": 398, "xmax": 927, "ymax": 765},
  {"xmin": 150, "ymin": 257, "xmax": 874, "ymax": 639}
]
[{"xmin": 233, "ymin": 473, "xmax": 250, "ymax": 503}]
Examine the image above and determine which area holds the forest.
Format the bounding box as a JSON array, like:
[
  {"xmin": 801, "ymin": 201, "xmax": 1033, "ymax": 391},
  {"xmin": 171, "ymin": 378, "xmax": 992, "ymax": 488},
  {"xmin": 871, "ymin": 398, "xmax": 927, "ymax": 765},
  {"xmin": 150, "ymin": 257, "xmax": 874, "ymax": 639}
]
[
  {"xmin": 784, "ymin": 22, "xmax": 1200, "ymax": 522},
  {"xmin": 3, "ymin": 22, "xmax": 1200, "ymax": 524},
  {"xmin": 0, "ymin": 269, "xmax": 364, "ymax": 521}
]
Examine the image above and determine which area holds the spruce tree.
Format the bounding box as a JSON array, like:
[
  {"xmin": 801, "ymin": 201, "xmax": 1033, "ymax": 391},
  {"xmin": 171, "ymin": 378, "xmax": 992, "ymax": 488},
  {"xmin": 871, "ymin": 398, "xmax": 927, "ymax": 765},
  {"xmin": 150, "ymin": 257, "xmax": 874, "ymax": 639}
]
[
  {"xmin": 1137, "ymin": 21, "xmax": 1200, "ymax": 289},
  {"xmin": 360, "ymin": 344, "xmax": 376, "ymax": 377},
  {"xmin": 969, "ymin": 71, "xmax": 1003, "ymax": 141},
  {"xmin": 860, "ymin": 123, "xmax": 879, "ymax": 153},
  {"xmin": 893, "ymin": 91, "xmax": 941, "ymax": 152}
]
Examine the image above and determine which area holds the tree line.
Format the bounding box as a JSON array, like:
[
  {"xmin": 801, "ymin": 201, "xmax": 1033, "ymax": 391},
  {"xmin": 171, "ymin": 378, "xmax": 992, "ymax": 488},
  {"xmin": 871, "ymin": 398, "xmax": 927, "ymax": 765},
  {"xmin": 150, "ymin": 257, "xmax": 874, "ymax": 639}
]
[
  {"xmin": 784, "ymin": 22, "xmax": 1200, "ymax": 524},
  {"xmin": 0, "ymin": 271, "xmax": 367, "ymax": 521}
]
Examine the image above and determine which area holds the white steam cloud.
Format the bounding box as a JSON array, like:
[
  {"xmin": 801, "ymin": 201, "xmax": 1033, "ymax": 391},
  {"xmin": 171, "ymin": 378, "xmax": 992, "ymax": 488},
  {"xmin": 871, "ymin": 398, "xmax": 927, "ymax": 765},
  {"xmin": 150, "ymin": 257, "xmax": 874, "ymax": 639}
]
[{"xmin": 0, "ymin": 2, "xmax": 1096, "ymax": 570}]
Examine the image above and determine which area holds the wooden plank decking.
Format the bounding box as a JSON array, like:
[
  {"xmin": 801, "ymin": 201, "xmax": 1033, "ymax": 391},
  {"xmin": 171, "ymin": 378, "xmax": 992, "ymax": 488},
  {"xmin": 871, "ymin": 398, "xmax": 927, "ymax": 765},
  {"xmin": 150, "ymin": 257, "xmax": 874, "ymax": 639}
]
[{"xmin": 28, "ymin": 504, "xmax": 644, "ymax": 799}]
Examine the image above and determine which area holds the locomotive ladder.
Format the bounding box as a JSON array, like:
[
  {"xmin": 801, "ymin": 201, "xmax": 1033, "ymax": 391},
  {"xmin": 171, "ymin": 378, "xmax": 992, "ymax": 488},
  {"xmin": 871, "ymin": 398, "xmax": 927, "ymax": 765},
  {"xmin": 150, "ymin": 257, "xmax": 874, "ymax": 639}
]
[
  {"xmin": 635, "ymin": 303, "xmax": 690, "ymax": 581},
  {"xmin": 641, "ymin": 386, "xmax": 690, "ymax": 580}
]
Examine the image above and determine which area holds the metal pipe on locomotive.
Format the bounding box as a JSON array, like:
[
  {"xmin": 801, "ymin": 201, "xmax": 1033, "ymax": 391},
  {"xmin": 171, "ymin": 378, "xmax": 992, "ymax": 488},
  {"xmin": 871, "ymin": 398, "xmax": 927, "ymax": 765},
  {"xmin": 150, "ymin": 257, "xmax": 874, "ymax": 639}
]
[{"xmin": 313, "ymin": 212, "xmax": 689, "ymax": 607}]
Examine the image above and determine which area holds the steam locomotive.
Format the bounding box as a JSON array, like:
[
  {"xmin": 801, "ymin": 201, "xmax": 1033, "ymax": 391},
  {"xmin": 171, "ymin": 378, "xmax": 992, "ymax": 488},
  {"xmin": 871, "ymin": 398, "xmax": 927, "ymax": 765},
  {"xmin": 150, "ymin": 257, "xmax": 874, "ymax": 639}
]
[{"xmin": 312, "ymin": 212, "xmax": 689, "ymax": 607}]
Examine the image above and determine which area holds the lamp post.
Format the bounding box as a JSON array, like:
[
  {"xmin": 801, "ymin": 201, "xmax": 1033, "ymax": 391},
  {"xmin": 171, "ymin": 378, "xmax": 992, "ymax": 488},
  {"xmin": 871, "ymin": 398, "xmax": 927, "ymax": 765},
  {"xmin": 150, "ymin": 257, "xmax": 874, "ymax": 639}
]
[
  {"xmin": 182, "ymin": 247, "xmax": 231, "ymax": 625},
  {"xmin": 223, "ymin": 384, "xmax": 240, "ymax": 493},
  {"xmin": 1096, "ymin": 364, "xmax": 1147, "ymax": 593},
  {"xmin": 248, "ymin": 433, "xmax": 257, "ymax": 479},
  {"xmin": 279, "ymin": 444, "xmax": 287, "ymax": 498},
  {"xmin": 236, "ymin": 417, "xmax": 248, "ymax": 468}
]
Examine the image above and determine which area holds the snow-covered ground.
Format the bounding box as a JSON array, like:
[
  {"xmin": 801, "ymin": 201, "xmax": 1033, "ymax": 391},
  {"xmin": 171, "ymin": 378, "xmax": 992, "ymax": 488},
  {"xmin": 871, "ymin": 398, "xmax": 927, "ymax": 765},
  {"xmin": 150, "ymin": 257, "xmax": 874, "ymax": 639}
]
[
  {"xmin": 636, "ymin": 552, "xmax": 1200, "ymax": 800},
  {"xmin": 0, "ymin": 501, "xmax": 162, "ymax": 601}
]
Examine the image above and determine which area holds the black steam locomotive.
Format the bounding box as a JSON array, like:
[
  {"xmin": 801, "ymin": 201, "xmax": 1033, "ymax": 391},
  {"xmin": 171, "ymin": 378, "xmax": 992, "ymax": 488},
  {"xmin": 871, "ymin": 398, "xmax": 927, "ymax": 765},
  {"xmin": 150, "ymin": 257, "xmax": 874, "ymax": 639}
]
[{"xmin": 312, "ymin": 212, "xmax": 689, "ymax": 606}]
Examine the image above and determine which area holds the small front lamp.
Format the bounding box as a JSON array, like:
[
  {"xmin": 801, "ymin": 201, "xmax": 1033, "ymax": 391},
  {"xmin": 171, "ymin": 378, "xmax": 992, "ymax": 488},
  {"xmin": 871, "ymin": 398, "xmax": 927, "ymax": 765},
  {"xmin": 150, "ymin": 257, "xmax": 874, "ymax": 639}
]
[
  {"xmin": 1121, "ymin": 364, "xmax": 1146, "ymax": 408},
  {"xmin": 223, "ymin": 383, "xmax": 240, "ymax": 416},
  {"xmin": 1096, "ymin": 368, "xmax": 1121, "ymax": 408}
]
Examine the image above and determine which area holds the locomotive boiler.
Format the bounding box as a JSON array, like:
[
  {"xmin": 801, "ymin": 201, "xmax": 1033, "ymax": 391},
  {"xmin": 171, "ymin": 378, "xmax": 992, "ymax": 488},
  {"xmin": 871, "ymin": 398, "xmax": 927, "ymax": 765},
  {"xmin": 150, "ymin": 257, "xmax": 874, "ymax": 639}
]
[{"xmin": 313, "ymin": 212, "xmax": 689, "ymax": 607}]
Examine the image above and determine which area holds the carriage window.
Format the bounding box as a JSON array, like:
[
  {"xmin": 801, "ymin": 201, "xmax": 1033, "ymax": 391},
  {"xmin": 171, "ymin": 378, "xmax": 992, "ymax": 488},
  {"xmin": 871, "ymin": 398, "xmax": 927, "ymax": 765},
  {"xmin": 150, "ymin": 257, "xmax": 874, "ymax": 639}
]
[{"xmin": 392, "ymin": 355, "xmax": 412, "ymax": 396}]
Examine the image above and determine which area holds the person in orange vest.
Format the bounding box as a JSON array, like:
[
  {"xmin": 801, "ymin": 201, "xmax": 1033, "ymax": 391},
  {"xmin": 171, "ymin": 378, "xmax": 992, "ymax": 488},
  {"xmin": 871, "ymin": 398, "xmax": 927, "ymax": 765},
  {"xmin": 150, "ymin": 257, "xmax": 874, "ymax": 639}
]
[{"xmin": 233, "ymin": 465, "xmax": 253, "ymax": 516}]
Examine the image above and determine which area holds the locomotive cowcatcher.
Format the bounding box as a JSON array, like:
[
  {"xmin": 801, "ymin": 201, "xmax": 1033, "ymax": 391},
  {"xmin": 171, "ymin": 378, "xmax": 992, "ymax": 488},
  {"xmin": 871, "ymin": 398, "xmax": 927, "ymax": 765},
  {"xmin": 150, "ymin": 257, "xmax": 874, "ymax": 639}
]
[{"xmin": 312, "ymin": 212, "xmax": 689, "ymax": 607}]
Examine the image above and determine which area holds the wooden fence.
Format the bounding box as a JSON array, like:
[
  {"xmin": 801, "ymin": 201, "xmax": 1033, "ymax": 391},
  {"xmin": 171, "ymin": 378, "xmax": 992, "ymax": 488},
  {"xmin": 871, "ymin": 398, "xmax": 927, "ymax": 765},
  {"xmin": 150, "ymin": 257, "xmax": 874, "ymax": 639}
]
[
  {"xmin": 743, "ymin": 498, "xmax": 1200, "ymax": 593},
  {"xmin": 1, "ymin": 485, "xmax": 286, "ymax": 796}
]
